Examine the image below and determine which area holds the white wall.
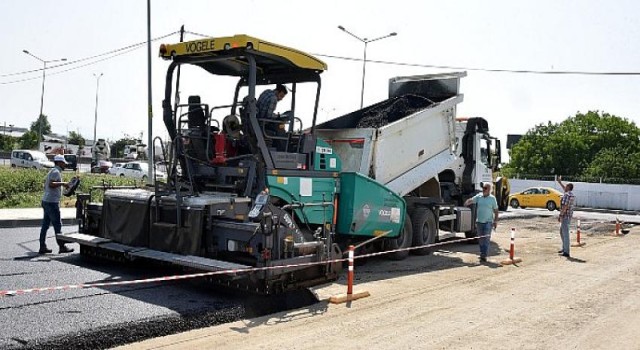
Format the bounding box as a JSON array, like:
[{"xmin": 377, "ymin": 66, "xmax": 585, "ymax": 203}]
[{"xmin": 510, "ymin": 179, "xmax": 640, "ymax": 211}]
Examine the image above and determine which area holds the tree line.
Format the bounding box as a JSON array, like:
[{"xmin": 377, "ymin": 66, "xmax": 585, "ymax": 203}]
[
  {"xmin": 5, "ymin": 111, "xmax": 640, "ymax": 181},
  {"xmin": 1, "ymin": 114, "xmax": 136, "ymax": 157},
  {"xmin": 503, "ymin": 111, "xmax": 640, "ymax": 182}
]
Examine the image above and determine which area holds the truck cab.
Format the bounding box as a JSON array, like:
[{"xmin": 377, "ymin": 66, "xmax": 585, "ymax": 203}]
[{"xmin": 452, "ymin": 117, "xmax": 509, "ymax": 210}]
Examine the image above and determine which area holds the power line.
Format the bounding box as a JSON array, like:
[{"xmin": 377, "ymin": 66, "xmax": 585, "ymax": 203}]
[
  {"xmin": 6, "ymin": 29, "xmax": 638, "ymax": 83},
  {"xmin": 1, "ymin": 46, "xmax": 142, "ymax": 85},
  {"xmin": 314, "ymin": 53, "xmax": 640, "ymax": 76},
  {"xmin": 183, "ymin": 30, "xmax": 210, "ymax": 39},
  {"xmin": 184, "ymin": 31, "xmax": 640, "ymax": 76},
  {"xmin": 0, "ymin": 31, "xmax": 179, "ymax": 83}
]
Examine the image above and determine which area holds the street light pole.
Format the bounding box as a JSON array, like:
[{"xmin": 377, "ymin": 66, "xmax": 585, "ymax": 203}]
[
  {"xmin": 22, "ymin": 50, "xmax": 66, "ymax": 151},
  {"xmin": 337, "ymin": 26, "xmax": 397, "ymax": 109},
  {"xmin": 64, "ymin": 120, "xmax": 72, "ymax": 152},
  {"xmin": 146, "ymin": 0, "xmax": 154, "ymax": 184},
  {"xmin": 92, "ymin": 73, "xmax": 104, "ymax": 151}
]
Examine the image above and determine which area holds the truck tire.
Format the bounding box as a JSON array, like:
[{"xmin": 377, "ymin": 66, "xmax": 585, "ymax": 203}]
[
  {"xmin": 464, "ymin": 222, "xmax": 478, "ymax": 240},
  {"xmin": 411, "ymin": 208, "xmax": 437, "ymax": 255},
  {"xmin": 464, "ymin": 229, "xmax": 478, "ymax": 240},
  {"xmin": 496, "ymin": 179, "xmax": 509, "ymax": 211},
  {"xmin": 387, "ymin": 214, "xmax": 412, "ymax": 260}
]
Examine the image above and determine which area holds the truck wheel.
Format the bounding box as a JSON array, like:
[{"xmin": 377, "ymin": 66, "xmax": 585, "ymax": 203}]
[
  {"xmin": 496, "ymin": 180, "xmax": 509, "ymax": 211},
  {"xmin": 464, "ymin": 227, "xmax": 478, "ymax": 240},
  {"xmin": 411, "ymin": 208, "xmax": 437, "ymax": 255},
  {"xmin": 387, "ymin": 214, "xmax": 412, "ymax": 260}
]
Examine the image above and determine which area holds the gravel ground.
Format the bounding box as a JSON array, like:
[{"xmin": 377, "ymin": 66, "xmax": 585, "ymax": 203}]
[{"xmin": 117, "ymin": 214, "xmax": 640, "ymax": 350}]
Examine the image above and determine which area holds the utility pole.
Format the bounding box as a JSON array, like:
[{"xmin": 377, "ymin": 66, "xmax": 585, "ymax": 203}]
[
  {"xmin": 337, "ymin": 26, "xmax": 397, "ymax": 109},
  {"xmin": 146, "ymin": 0, "xmax": 154, "ymax": 184},
  {"xmin": 22, "ymin": 50, "xmax": 66, "ymax": 150},
  {"xmin": 92, "ymin": 73, "xmax": 104, "ymax": 164}
]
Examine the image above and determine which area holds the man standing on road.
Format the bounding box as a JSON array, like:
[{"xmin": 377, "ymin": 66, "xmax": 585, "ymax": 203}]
[
  {"xmin": 557, "ymin": 176, "xmax": 575, "ymax": 258},
  {"xmin": 465, "ymin": 183, "xmax": 499, "ymax": 262},
  {"xmin": 39, "ymin": 155, "xmax": 74, "ymax": 255}
]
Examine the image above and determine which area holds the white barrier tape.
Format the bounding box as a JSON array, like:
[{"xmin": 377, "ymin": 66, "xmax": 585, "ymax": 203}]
[
  {"xmin": 0, "ymin": 233, "xmax": 492, "ymax": 297},
  {"xmin": 352, "ymin": 234, "xmax": 490, "ymax": 260}
]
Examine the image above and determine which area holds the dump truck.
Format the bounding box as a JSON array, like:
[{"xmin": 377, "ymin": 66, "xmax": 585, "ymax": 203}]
[
  {"xmin": 123, "ymin": 143, "xmax": 148, "ymax": 160},
  {"xmin": 60, "ymin": 34, "xmax": 483, "ymax": 294},
  {"xmin": 90, "ymin": 138, "xmax": 112, "ymax": 173},
  {"xmin": 315, "ymin": 72, "xmax": 487, "ymax": 247}
]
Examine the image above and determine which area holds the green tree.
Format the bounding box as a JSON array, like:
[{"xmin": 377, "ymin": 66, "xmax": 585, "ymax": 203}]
[
  {"xmin": 18, "ymin": 130, "xmax": 39, "ymax": 149},
  {"xmin": 30, "ymin": 114, "xmax": 52, "ymax": 139},
  {"xmin": 505, "ymin": 111, "xmax": 640, "ymax": 177},
  {"xmin": 68, "ymin": 131, "xmax": 85, "ymax": 147},
  {"xmin": 0, "ymin": 135, "xmax": 17, "ymax": 151},
  {"xmin": 583, "ymin": 147, "xmax": 640, "ymax": 179}
]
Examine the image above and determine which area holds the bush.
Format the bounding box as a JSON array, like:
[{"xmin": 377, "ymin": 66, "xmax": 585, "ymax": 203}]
[{"xmin": 0, "ymin": 168, "xmax": 143, "ymax": 208}]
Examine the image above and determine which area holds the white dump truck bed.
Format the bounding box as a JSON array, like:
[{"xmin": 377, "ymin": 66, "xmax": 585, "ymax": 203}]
[{"xmin": 316, "ymin": 94, "xmax": 461, "ymax": 196}]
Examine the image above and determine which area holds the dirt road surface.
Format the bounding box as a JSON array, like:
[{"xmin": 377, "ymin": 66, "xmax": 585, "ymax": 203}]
[{"xmin": 117, "ymin": 215, "xmax": 640, "ymax": 350}]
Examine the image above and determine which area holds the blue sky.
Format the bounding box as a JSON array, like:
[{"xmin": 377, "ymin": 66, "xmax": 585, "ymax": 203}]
[{"xmin": 1, "ymin": 0, "xmax": 639, "ymax": 158}]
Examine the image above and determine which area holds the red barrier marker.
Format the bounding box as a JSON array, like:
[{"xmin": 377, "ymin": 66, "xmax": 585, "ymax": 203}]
[
  {"xmin": 501, "ymin": 228, "xmax": 523, "ymax": 265},
  {"xmin": 612, "ymin": 218, "xmax": 622, "ymax": 236},
  {"xmin": 572, "ymin": 219, "xmax": 585, "ymax": 247},
  {"xmin": 330, "ymin": 245, "xmax": 370, "ymax": 304},
  {"xmin": 347, "ymin": 245, "xmax": 354, "ymax": 295}
]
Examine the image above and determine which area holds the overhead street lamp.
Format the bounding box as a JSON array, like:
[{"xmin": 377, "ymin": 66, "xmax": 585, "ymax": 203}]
[
  {"xmin": 92, "ymin": 73, "xmax": 104, "ymax": 152},
  {"xmin": 337, "ymin": 26, "xmax": 397, "ymax": 109},
  {"xmin": 22, "ymin": 49, "xmax": 66, "ymax": 151}
]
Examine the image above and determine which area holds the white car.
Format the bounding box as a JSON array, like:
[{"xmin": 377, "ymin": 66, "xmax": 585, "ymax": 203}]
[
  {"xmin": 10, "ymin": 150, "xmax": 54, "ymax": 169},
  {"xmin": 108, "ymin": 162, "xmax": 124, "ymax": 175},
  {"xmin": 115, "ymin": 161, "xmax": 166, "ymax": 181}
]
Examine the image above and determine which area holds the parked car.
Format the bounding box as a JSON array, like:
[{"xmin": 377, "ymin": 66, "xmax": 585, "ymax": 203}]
[
  {"xmin": 509, "ymin": 187, "xmax": 563, "ymax": 211},
  {"xmin": 114, "ymin": 161, "xmax": 166, "ymax": 181},
  {"xmin": 108, "ymin": 162, "xmax": 124, "ymax": 175},
  {"xmin": 91, "ymin": 160, "xmax": 113, "ymax": 174},
  {"xmin": 10, "ymin": 150, "xmax": 54, "ymax": 169},
  {"xmin": 62, "ymin": 154, "xmax": 78, "ymax": 171}
]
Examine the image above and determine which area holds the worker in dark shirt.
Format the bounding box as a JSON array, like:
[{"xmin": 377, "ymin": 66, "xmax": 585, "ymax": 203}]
[{"xmin": 256, "ymin": 84, "xmax": 287, "ymax": 120}]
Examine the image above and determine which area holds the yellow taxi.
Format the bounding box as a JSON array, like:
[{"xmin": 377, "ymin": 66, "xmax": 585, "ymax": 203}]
[{"xmin": 509, "ymin": 187, "xmax": 563, "ymax": 211}]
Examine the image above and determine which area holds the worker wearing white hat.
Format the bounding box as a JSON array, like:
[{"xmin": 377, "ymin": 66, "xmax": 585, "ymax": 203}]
[{"xmin": 38, "ymin": 154, "xmax": 74, "ymax": 254}]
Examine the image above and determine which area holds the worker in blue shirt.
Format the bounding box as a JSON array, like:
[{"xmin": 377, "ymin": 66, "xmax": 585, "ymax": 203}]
[{"xmin": 465, "ymin": 183, "xmax": 499, "ymax": 262}]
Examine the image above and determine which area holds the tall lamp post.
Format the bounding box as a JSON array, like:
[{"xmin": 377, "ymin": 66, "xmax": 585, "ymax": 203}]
[
  {"xmin": 22, "ymin": 50, "xmax": 66, "ymax": 150},
  {"xmin": 92, "ymin": 73, "xmax": 104, "ymax": 152},
  {"xmin": 337, "ymin": 26, "xmax": 397, "ymax": 109}
]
